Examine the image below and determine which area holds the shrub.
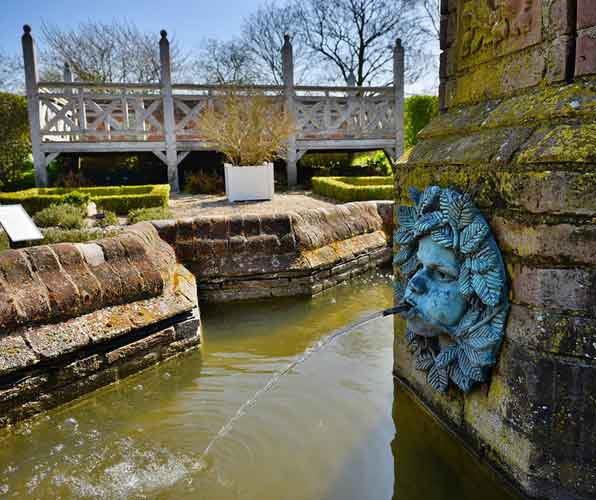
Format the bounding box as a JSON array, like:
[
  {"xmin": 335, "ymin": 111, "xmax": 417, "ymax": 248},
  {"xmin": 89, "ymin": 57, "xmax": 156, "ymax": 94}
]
[
  {"xmin": 128, "ymin": 206, "xmax": 173, "ymax": 224},
  {"xmin": 0, "ymin": 184, "xmax": 170, "ymax": 215},
  {"xmin": 198, "ymin": 91, "xmax": 294, "ymax": 165},
  {"xmin": 405, "ymin": 95, "xmax": 438, "ymax": 149},
  {"xmin": 40, "ymin": 227, "xmax": 121, "ymax": 245},
  {"xmin": 0, "ymin": 92, "xmax": 31, "ymax": 190},
  {"xmin": 96, "ymin": 210, "xmax": 119, "ymax": 227},
  {"xmin": 183, "ymin": 170, "xmax": 224, "ymax": 194},
  {"xmin": 33, "ymin": 204, "xmax": 86, "ymax": 229},
  {"xmin": 312, "ymin": 176, "xmax": 393, "ymax": 202},
  {"xmin": 62, "ymin": 190, "xmax": 91, "ymax": 207}
]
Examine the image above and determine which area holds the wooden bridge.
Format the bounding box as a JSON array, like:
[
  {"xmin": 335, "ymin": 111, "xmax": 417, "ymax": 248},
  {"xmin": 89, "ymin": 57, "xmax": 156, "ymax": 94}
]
[{"xmin": 22, "ymin": 27, "xmax": 405, "ymax": 191}]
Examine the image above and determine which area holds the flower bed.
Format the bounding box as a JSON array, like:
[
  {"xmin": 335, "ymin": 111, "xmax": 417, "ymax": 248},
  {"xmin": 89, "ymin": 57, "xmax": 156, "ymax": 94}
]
[
  {"xmin": 0, "ymin": 184, "xmax": 170, "ymax": 215},
  {"xmin": 312, "ymin": 176, "xmax": 393, "ymax": 202}
]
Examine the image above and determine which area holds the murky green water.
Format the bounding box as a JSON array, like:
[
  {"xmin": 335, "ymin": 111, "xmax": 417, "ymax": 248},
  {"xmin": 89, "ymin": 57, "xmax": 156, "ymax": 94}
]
[{"xmin": 0, "ymin": 270, "xmax": 520, "ymax": 499}]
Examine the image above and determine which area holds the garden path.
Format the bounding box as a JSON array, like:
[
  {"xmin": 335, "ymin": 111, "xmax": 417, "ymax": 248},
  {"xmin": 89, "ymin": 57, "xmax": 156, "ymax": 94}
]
[{"xmin": 168, "ymin": 191, "xmax": 336, "ymax": 218}]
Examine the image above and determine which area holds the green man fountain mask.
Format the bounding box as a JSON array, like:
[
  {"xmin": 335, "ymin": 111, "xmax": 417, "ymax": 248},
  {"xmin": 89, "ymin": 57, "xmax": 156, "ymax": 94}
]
[{"xmin": 394, "ymin": 186, "xmax": 509, "ymax": 394}]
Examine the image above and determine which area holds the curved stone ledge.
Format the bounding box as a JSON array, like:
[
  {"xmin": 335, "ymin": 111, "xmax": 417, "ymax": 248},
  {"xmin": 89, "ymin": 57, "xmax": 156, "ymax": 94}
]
[
  {"xmin": 0, "ymin": 226, "xmax": 201, "ymax": 429},
  {"xmin": 0, "ymin": 223, "xmax": 177, "ymax": 331},
  {"xmin": 152, "ymin": 201, "xmax": 393, "ymax": 302}
]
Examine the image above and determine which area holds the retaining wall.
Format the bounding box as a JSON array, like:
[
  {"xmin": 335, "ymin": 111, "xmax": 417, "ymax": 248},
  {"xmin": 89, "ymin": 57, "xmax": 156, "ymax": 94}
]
[
  {"xmin": 0, "ymin": 223, "xmax": 201, "ymax": 428},
  {"xmin": 153, "ymin": 201, "xmax": 394, "ymax": 302}
]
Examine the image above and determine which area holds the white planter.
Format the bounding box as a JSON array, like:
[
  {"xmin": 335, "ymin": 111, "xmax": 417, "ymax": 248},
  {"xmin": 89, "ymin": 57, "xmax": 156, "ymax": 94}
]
[{"xmin": 224, "ymin": 163, "xmax": 275, "ymax": 202}]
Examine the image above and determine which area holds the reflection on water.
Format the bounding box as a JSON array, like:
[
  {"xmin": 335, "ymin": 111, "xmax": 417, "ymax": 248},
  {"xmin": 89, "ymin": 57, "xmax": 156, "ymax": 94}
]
[
  {"xmin": 392, "ymin": 383, "xmax": 521, "ymax": 500},
  {"xmin": 0, "ymin": 270, "xmax": 519, "ymax": 499}
]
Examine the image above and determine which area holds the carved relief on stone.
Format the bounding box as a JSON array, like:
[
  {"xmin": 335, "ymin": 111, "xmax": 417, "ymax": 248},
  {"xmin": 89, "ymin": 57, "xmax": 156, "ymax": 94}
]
[
  {"xmin": 394, "ymin": 187, "xmax": 509, "ymax": 393},
  {"xmin": 460, "ymin": 0, "xmax": 536, "ymax": 59}
]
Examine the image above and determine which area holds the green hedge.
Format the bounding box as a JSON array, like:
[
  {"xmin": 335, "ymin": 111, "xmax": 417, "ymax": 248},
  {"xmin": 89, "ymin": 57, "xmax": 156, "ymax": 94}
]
[
  {"xmin": 0, "ymin": 184, "xmax": 170, "ymax": 215},
  {"xmin": 0, "ymin": 93, "xmax": 31, "ymax": 190},
  {"xmin": 312, "ymin": 176, "xmax": 393, "ymax": 202},
  {"xmin": 405, "ymin": 95, "xmax": 439, "ymax": 149}
]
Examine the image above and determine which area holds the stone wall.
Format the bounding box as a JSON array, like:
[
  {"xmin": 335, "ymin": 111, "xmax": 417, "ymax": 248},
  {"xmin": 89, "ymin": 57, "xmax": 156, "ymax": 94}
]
[
  {"xmin": 395, "ymin": 1, "xmax": 596, "ymax": 499},
  {"xmin": 153, "ymin": 201, "xmax": 393, "ymax": 302},
  {"xmin": 0, "ymin": 223, "xmax": 201, "ymax": 428}
]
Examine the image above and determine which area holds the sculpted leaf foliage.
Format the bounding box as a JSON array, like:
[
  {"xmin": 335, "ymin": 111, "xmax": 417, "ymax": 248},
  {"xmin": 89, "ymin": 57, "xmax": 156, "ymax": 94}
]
[{"xmin": 394, "ymin": 186, "xmax": 509, "ymax": 394}]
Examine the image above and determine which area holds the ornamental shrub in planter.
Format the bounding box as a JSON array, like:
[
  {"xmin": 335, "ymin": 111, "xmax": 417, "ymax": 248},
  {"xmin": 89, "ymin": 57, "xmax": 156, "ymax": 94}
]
[{"xmin": 198, "ymin": 91, "xmax": 294, "ymax": 202}]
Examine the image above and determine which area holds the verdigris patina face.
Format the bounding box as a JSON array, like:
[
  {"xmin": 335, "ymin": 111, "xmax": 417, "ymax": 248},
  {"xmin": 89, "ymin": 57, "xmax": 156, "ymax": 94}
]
[{"xmin": 394, "ymin": 186, "xmax": 509, "ymax": 394}]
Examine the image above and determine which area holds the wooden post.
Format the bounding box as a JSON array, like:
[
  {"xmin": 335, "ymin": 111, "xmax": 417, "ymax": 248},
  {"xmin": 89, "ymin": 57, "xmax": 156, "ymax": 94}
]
[
  {"xmin": 393, "ymin": 38, "xmax": 405, "ymax": 160},
  {"xmin": 159, "ymin": 30, "xmax": 179, "ymax": 192},
  {"xmin": 282, "ymin": 34, "xmax": 297, "ymax": 187},
  {"xmin": 22, "ymin": 25, "xmax": 47, "ymax": 187}
]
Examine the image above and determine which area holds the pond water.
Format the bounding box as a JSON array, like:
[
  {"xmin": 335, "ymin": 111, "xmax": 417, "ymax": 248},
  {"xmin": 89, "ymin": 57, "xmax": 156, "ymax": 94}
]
[{"xmin": 0, "ymin": 270, "xmax": 520, "ymax": 499}]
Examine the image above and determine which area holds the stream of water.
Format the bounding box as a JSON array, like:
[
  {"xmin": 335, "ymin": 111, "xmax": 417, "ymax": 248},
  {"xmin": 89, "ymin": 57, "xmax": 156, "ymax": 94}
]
[{"xmin": 0, "ymin": 270, "xmax": 520, "ymax": 499}]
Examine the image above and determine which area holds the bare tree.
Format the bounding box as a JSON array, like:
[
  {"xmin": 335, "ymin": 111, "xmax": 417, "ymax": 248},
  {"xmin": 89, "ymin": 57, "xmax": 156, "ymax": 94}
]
[
  {"xmin": 242, "ymin": 1, "xmax": 309, "ymax": 84},
  {"xmin": 0, "ymin": 51, "xmax": 23, "ymax": 93},
  {"xmin": 192, "ymin": 39, "xmax": 258, "ymax": 85},
  {"xmin": 421, "ymin": 0, "xmax": 440, "ymax": 39},
  {"xmin": 40, "ymin": 20, "xmax": 187, "ymax": 83},
  {"xmin": 293, "ymin": 0, "xmax": 430, "ymax": 86}
]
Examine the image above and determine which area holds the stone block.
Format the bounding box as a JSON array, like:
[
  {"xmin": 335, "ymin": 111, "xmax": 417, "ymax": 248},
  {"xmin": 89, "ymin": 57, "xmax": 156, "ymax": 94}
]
[
  {"xmin": 577, "ymin": 0, "xmax": 596, "ymax": 30},
  {"xmin": 510, "ymin": 264, "xmax": 596, "ymax": 314},
  {"xmin": 25, "ymin": 245, "xmax": 79, "ymax": 319},
  {"xmin": 575, "ymin": 27, "xmax": 596, "ymax": 76},
  {"xmin": 0, "ymin": 334, "xmax": 38, "ymax": 376},
  {"xmin": 174, "ymin": 309, "xmax": 201, "ymax": 340},
  {"xmin": 507, "ymin": 304, "xmax": 596, "ymax": 360},
  {"xmin": 24, "ymin": 322, "xmax": 91, "ymax": 359},
  {"xmin": 241, "ymin": 214, "xmax": 261, "ymax": 236},
  {"xmin": 492, "ymin": 217, "xmax": 596, "ymax": 265},
  {"xmin": 106, "ymin": 327, "xmax": 175, "ymax": 364},
  {"xmin": 518, "ymin": 124, "xmax": 596, "ymax": 163},
  {"xmin": 495, "ymin": 170, "xmax": 596, "ymax": 216},
  {"xmin": 150, "ymin": 219, "xmax": 176, "ymax": 245}
]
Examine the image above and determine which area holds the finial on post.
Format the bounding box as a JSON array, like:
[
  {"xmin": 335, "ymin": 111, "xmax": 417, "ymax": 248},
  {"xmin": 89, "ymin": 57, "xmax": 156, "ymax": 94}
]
[
  {"xmin": 282, "ymin": 33, "xmax": 292, "ymax": 50},
  {"xmin": 160, "ymin": 29, "xmax": 168, "ymax": 39},
  {"xmin": 23, "ymin": 24, "xmax": 31, "ymax": 35},
  {"xmin": 395, "ymin": 38, "xmax": 403, "ymax": 50}
]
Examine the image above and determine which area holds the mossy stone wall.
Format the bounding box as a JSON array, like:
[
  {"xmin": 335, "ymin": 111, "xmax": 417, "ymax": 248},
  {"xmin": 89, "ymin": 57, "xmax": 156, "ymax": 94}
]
[{"xmin": 394, "ymin": 1, "xmax": 596, "ymax": 499}]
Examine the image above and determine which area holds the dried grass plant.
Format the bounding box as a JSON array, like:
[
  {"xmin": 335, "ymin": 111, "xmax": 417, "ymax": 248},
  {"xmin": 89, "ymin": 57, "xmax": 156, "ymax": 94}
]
[{"xmin": 198, "ymin": 91, "xmax": 294, "ymax": 166}]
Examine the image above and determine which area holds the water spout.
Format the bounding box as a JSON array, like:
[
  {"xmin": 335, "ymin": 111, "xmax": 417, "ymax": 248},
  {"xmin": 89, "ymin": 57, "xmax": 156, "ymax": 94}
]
[{"xmin": 200, "ymin": 304, "xmax": 407, "ymax": 460}]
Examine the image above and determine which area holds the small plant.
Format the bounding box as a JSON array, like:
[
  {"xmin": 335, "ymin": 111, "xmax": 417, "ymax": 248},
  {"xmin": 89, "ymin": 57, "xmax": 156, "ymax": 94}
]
[
  {"xmin": 183, "ymin": 170, "xmax": 225, "ymax": 194},
  {"xmin": 33, "ymin": 204, "xmax": 86, "ymax": 229},
  {"xmin": 96, "ymin": 210, "xmax": 119, "ymax": 227},
  {"xmin": 198, "ymin": 91, "xmax": 294, "ymax": 165},
  {"xmin": 41, "ymin": 227, "xmax": 121, "ymax": 244},
  {"xmin": 128, "ymin": 206, "xmax": 173, "ymax": 224},
  {"xmin": 62, "ymin": 190, "xmax": 91, "ymax": 207}
]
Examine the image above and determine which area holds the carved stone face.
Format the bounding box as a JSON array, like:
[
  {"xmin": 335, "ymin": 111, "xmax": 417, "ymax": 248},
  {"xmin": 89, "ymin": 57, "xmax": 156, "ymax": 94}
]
[
  {"xmin": 404, "ymin": 236, "xmax": 467, "ymax": 337},
  {"xmin": 394, "ymin": 186, "xmax": 509, "ymax": 394}
]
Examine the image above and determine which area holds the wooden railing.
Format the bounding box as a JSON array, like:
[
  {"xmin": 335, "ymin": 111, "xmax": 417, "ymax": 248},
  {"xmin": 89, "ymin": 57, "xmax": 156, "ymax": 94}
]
[{"xmin": 22, "ymin": 27, "xmax": 404, "ymax": 190}]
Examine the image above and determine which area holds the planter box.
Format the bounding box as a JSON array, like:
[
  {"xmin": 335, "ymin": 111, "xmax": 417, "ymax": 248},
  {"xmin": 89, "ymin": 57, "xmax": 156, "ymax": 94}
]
[{"xmin": 224, "ymin": 163, "xmax": 275, "ymax": 202}]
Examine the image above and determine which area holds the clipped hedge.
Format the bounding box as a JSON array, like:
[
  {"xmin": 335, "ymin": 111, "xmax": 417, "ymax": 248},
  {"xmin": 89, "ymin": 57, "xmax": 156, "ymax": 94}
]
[
  {"xmin": 0, "ymin": 92, "xmax": 31, "ymax": 190},
  {"xmin": 405, "ymin": 95, "xmax": 439, "ymax": 148},
  {"xmin": 0, "ymin": 184, "xmax": 170, "ymax": 215},
  {"xmin": 312, "ymin": 176, "xmax": 393, "ymax": 202}
]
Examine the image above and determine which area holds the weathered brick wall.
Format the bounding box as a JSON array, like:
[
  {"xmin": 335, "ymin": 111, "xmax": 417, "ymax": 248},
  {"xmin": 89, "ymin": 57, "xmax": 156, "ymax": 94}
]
[
  {"xmin": 395, "ymin": 1, "xmax": 596, "ymax": 499},
  {"xmin": 0, "ymin": 224, "xmax": 201, "ymax": 428},
  {"xmin": 153, "ymin": 201, "xmax": 393, "ymax": 302}
]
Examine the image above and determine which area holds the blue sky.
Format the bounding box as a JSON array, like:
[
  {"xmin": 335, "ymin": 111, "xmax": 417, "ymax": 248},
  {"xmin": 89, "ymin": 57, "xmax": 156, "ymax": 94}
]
[
  {"xmin": 1, "ymin": 0, "xmax": 257, "ymax": 55},
  {"xmin": 2, "ymin": 0, "xmax": 438, "ymax": 93}
]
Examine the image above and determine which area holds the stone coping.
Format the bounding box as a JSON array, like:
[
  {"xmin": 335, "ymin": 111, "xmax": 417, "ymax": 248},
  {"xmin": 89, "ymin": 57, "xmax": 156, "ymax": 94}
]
[
  {"xmin": 152, "ymin": 201, "xmax": 394, "ymax": 280},
  {"xmin": 0, "ymin": 223, "xmax": 176, "ymax": 332}
]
